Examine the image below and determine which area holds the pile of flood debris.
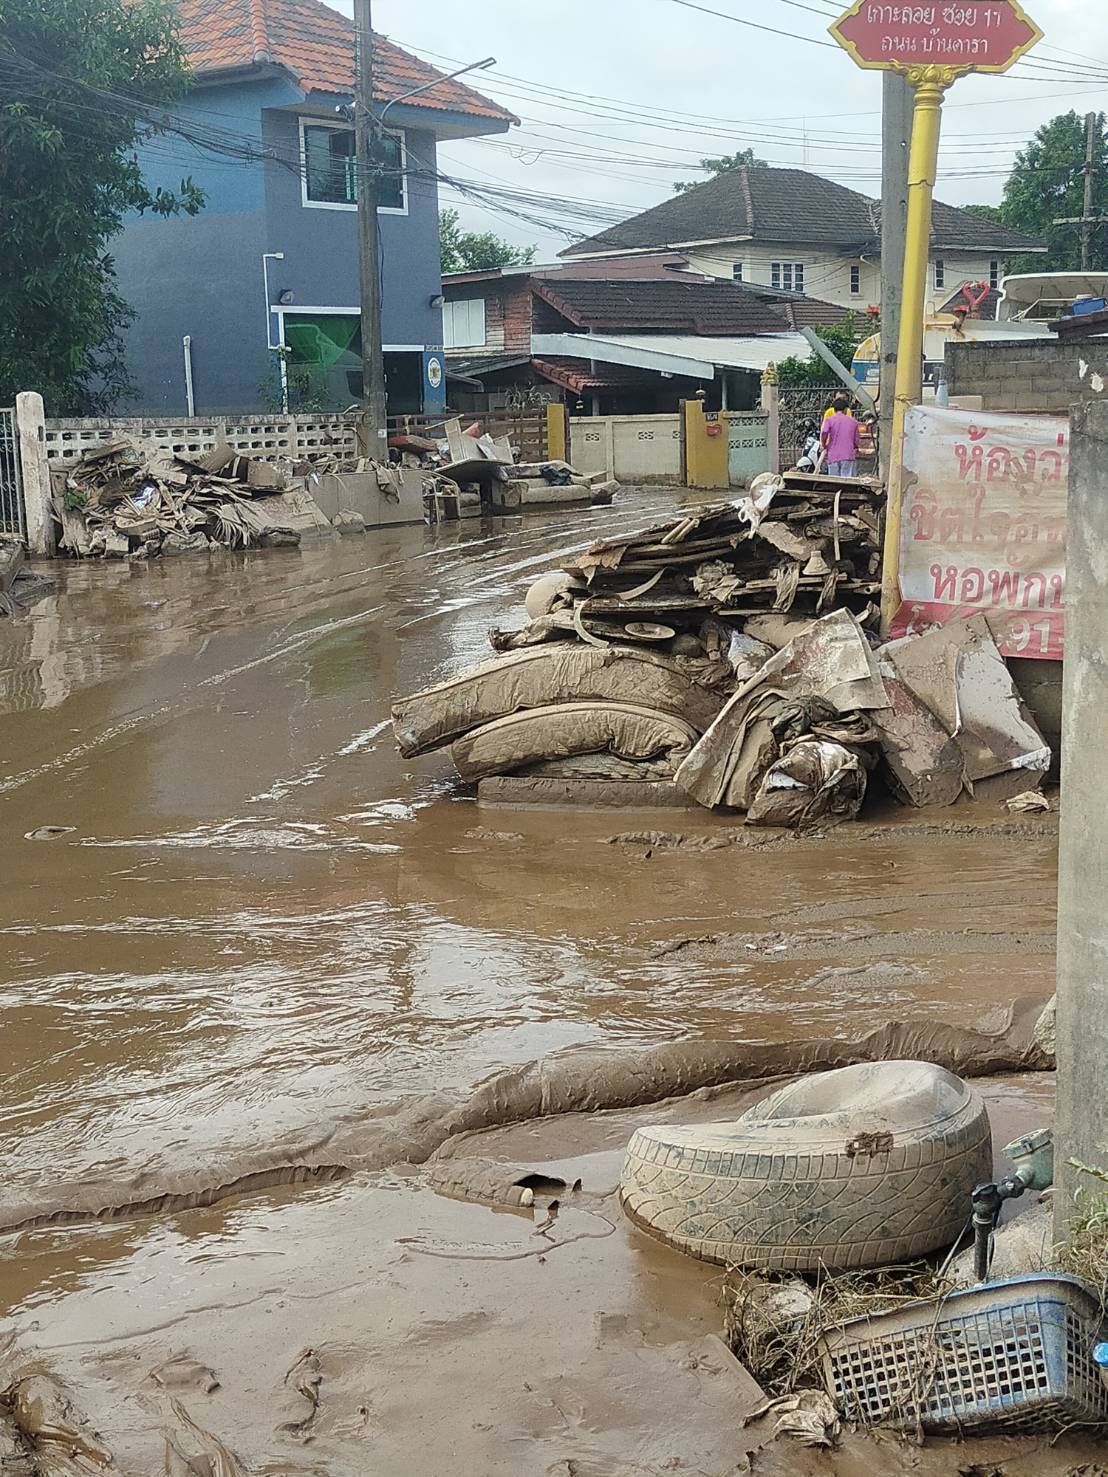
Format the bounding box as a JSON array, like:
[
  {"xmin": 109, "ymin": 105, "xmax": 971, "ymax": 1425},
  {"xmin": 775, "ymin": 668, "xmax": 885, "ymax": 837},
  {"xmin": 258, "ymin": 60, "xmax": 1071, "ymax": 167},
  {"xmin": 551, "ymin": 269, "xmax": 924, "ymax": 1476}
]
[
  {"xmin": 52, "ymin": 437, "xmax": 328, "ymax": 559},
  {"xmin": 394, "ymin": 418, "xmax": 618, "ymax": 523},
  {"xmin": 393, "ymin": 478, "xmax": 1051, "ymax": 825},
  {"xmin": 0, "ymin": 542, "xmax": 52, "ymax": 617}
]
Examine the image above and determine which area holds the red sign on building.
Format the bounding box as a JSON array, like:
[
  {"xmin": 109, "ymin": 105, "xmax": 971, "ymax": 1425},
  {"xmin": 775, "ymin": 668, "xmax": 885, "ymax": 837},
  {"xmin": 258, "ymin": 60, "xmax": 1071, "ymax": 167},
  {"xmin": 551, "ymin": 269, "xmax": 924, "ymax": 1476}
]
[{"xmin": 830, "ymin": 2, "xmax": 1042, "ymax": 74}]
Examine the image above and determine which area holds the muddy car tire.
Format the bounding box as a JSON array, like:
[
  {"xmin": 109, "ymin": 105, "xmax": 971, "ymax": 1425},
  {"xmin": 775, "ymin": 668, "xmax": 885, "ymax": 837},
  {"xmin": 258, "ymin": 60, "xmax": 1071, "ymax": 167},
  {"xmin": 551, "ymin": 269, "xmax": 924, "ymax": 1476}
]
[{"xmin": 619, "ymin": 1061, "xmax": 991, "ymax": 1272}]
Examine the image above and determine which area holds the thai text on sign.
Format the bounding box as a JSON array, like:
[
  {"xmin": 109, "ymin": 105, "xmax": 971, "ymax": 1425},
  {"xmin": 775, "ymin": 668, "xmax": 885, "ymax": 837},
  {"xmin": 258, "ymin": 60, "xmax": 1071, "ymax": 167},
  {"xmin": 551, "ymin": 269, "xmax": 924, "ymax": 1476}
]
[
  {"xmin": 889, "ymin": 405, "xmax": 1067, "ymax": 661},
  {"xmin": 831, "ymin": 1, "xmax": 1042, "ymax": 70}
]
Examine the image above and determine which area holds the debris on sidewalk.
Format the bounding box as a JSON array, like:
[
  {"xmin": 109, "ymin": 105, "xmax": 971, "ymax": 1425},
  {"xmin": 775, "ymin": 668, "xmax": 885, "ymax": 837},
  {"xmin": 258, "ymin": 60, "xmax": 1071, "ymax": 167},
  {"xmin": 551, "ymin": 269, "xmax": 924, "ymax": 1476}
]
[
  {"xmin": 0, "ymin": 540, "xmax": 53, "ymax": 616},
  {"xmin": 1007, "ymin": 789, "xmax": 1052, "ymax": 814},
  {"xmin": 742, "ymin": 1391, "xmax": 841, "ymax": 1449},
  {"xmin": 383, "ymin": 417, "xmax": 618, "ymax": 520},
  {"xmin": 51, "ymin": 436, "xmax": 331, "ymax": 559},
  {"xmin": 392, "ymin": 480, "xmax": 1052, "ymax": 817}
]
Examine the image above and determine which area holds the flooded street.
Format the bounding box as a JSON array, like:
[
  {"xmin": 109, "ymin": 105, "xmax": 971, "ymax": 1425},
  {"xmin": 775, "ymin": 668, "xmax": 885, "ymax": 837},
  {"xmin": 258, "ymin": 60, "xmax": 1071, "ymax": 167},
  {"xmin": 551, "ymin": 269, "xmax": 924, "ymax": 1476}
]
[{"xmin": 0, "ymin": 491, "xmax": 1066, "ymax": 1474}]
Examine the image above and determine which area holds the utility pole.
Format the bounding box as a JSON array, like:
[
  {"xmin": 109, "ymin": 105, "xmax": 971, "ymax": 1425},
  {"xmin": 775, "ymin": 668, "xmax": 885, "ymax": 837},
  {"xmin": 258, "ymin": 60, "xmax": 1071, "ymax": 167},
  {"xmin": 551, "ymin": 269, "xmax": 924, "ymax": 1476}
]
[
  {"xmin": 353, "ymin": 0, "xmax": 389, "ymax": 459},
  {"xmin": 1081, "ymin": 110, "xmax": 1097, "ymax": 271},
  {"xmin": 879, "ymin": 68, "xmax": 953, "ymax": 632},
  {"xmin": 1052, "ymin": 113, "xmax": 1107, "ymax": 271},
  {"xmin": 1054, "ymin": 400, "xmax": 1108, "ymax": 1241},
  {"xmin": 879, "ymin": 70, "xmax": 912, "ymax": 482}
]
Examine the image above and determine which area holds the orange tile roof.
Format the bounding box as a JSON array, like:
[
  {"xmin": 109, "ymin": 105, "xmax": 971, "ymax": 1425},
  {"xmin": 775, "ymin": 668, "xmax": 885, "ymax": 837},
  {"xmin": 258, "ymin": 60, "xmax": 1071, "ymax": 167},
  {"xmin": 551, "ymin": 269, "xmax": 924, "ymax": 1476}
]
[{"xmin": 177, "ymin": 0, "xmax": 517, "ymax": 123}]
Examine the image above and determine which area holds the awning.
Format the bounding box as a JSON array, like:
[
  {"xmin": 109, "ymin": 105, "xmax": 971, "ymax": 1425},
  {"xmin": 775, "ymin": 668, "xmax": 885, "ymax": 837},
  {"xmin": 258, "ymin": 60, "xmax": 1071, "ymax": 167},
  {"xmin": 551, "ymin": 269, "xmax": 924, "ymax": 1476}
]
[
  {"xmin": 530, "ymin": 331, "xmax": 811, "ymax": 379},
  {"xmin": 531, "ymin": 357, "xmax": 689, "ymax": 393}
]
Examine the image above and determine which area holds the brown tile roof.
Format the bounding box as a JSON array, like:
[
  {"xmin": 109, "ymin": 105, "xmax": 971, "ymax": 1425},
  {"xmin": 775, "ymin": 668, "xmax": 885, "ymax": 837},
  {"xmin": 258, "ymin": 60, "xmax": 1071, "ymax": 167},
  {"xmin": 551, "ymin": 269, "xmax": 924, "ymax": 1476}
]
[
  {"xmin": 177, "ymin": 0, "xmax": 517, "ymax": 121},
  {"xmin": 533, "ymin": 277, "xmax": 803, "ymax": 337},
  {"xmin": 532, "ymin": 357, "xmax": 675, "ymax": 392}
]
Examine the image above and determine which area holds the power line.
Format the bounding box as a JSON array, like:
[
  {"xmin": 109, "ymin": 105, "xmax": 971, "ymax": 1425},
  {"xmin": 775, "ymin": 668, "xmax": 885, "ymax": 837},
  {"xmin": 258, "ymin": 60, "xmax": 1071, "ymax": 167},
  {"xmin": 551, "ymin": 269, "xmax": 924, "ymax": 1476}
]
[{"xmin": 659, "ymin": 0, "xmax": 837, "ymax": 47}]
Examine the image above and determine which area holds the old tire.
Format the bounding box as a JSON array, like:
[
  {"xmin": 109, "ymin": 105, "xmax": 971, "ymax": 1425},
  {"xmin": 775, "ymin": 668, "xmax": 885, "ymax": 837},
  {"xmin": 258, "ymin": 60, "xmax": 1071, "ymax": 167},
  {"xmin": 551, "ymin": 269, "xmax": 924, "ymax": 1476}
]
[{"xmin": 619, "ymin": 1061, "xmax": 991, "ymax": 1272}]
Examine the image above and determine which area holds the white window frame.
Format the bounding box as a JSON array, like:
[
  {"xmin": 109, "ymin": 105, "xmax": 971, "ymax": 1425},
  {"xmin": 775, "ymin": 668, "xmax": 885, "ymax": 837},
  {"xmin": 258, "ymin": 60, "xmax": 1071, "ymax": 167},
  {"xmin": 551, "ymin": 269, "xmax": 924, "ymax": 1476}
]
[
  {"xmin": 732, "ymin": 262, "xmax": 743, "ymax": 282},
  {"xmin": 850, "ymin": 264, "xmax": 861, "ymax": 295},
  {"xmin": 934, "ymin": 258, "xmax": 946, "ymax": 289},
  {"xmin": 989, "ymin": 258, "xmax": 1000, "ymax": 289},
  {"xmin": 771, "ymin": 261, "xmax": 804, "ymax": 292},
  {"xmin": 298, "ymin": 117, "xmax": 408, "ymax": 216},
  {"xmin": 442, "ymin": 298, "xmax": 486, "ymax": 350}
]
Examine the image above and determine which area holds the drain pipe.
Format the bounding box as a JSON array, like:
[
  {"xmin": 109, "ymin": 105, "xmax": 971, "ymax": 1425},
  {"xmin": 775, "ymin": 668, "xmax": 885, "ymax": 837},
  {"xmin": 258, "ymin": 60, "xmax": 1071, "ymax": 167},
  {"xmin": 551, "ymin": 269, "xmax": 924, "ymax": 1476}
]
[{"xmin": 182, "ymin": 335, "xmax": 196, "ymax": 416}]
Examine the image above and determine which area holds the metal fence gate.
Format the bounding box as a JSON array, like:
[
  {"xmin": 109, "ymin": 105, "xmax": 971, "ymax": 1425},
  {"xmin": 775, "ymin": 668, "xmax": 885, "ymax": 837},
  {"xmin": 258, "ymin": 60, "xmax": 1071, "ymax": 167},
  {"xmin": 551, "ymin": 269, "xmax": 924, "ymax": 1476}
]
[
  {"xmin": 777, "ymin": 385, "xmax": 838, "ymax": 470},
  {"xmin": 0, "ymin": 407, "xmax": 26, "ymax": 541}
]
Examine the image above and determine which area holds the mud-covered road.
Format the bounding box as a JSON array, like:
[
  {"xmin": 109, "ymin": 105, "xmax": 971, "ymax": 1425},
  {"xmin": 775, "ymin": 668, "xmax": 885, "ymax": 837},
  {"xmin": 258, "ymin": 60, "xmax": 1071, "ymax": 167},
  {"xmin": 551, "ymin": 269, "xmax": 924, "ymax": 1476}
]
[{"xmin": 0, "ymin": 491, "xmax": 1070, "ymax": 1474}]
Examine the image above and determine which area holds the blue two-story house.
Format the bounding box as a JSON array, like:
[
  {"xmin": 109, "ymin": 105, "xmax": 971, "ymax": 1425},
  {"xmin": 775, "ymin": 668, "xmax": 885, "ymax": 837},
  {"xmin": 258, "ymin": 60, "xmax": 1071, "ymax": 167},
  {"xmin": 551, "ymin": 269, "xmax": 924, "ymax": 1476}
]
[{"xmin": 112, "ymin": 0, "xmax": 516, "ymax": 416}]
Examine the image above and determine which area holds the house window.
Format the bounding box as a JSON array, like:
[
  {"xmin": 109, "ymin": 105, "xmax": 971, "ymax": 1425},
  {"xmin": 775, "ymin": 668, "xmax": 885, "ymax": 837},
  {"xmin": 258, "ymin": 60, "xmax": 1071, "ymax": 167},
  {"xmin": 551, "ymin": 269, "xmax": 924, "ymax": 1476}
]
[
  {"xmin": 442, "ymin": 298, "xmax": 486, "ymax": 349},
  {"xmin": 771, "ymin": 261, "xmax": 804, "ymax": 291},
  {"xmin": 732, "ymin": 263, "xmax": 743, "ymax": 282},
  {"xmin": 934, "ymin": 258, "xmax": 946, "ymax": 289},
  {"xmin": 301, "ymin": 121, "xmax": 406, "ymax": 212},
  {"xmin": 850, "ymin": 264, "xmax": 861, "ymax": 295},
  {"xmin": 990, "ymin": 258, "xmax": 1000, "ymax": 289}
]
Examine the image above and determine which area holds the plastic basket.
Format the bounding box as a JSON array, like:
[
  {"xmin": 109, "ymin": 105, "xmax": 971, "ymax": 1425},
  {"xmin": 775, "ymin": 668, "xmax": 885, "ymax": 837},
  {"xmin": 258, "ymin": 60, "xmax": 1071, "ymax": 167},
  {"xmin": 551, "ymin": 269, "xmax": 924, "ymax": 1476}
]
[{"xmin": 820, "ymin": 1274, "xmax": 1108, "ymax": 1434}]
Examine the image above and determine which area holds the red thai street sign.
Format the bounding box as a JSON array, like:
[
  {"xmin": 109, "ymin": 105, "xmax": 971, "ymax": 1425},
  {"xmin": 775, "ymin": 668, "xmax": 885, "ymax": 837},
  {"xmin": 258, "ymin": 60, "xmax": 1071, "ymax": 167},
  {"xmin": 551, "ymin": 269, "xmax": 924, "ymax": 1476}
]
[{"xmin": 830, "ymin": 1, "xmax": 1042, "ymax": 74}]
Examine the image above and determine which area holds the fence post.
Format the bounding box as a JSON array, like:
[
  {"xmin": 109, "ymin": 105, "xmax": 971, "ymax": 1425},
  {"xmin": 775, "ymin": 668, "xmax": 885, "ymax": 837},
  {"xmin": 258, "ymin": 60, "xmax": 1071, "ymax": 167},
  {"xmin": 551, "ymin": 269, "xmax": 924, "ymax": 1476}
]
[
  {"xmin": 15, "ymin": 392, "xmax": 54, "ymax": 556},
  {"xmin": 604, "ymin": 417, "xmax": 616, "ymax": 480},
  {"xmin": 761, "ymin": 370, "xmax": 781, "ymax": 474}
]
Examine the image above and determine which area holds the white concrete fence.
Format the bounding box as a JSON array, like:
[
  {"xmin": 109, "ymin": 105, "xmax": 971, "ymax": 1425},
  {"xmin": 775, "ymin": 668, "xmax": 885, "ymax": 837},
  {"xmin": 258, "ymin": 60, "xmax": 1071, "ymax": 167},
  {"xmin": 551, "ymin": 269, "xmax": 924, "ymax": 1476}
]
[
  {"xmin": 569, "ymin": 413, "xmax": 684, "ymax": 484},
  {"xmin": 10, "ymin": 393, "xmax": 362, "ymax": 555}
]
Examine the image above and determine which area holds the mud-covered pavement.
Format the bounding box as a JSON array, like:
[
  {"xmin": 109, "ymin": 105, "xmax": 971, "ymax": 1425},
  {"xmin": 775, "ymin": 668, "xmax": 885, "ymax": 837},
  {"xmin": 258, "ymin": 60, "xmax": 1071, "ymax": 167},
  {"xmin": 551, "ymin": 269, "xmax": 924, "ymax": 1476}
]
[{"xmin": 0, "ymin": 491, "xmax": 1075, "ymax": 1474}]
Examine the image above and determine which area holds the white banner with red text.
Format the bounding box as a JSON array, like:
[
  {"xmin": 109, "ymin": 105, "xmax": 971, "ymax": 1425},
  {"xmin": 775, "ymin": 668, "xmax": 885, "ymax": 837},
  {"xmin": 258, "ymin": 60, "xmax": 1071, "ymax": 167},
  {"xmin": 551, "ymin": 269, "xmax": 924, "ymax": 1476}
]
[{"xmin": 889, "ymin": 404, "xmax": 1068, "ymax": 662}]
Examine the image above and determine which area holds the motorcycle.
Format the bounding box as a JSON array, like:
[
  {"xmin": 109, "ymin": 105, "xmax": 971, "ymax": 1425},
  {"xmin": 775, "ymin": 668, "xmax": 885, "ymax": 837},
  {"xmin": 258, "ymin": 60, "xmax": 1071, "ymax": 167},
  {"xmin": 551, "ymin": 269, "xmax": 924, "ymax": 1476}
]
[{"xmin": 794, "ymin": 417, "xmax": 822, "ymax": 473}]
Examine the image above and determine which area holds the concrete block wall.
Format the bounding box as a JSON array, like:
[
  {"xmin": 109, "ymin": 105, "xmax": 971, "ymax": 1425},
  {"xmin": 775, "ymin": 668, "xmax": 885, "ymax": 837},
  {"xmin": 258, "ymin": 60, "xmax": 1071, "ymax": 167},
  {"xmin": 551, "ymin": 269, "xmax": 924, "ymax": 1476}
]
[{"xmin": 946, "ymin": 339, "xmax": 1108, "ymax": 412}]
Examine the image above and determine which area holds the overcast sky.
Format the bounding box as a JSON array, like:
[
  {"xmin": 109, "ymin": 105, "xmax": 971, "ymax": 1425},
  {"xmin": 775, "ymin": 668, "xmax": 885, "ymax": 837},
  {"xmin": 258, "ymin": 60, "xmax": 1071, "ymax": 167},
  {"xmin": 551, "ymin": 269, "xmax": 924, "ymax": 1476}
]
[{"xmin": 332, "ymin": 0, "xmax": 1108, "ymax": 261}]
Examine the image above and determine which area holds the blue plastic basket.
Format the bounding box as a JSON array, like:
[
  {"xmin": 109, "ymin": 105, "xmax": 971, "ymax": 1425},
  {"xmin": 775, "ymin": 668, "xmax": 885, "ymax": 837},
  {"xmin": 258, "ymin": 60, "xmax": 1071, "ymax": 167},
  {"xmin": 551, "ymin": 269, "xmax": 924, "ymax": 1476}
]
[{"xmin": 820, "ymin": 1274, "xmax": 1108, "ymax": 1434}]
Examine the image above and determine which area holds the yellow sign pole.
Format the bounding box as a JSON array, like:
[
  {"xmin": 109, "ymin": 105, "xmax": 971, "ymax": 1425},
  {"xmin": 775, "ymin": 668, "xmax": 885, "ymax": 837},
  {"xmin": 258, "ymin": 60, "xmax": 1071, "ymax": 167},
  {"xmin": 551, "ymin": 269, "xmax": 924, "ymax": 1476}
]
[{"xmin": 879, "ymin": 65, "xmax": 957, "ymax": 632}]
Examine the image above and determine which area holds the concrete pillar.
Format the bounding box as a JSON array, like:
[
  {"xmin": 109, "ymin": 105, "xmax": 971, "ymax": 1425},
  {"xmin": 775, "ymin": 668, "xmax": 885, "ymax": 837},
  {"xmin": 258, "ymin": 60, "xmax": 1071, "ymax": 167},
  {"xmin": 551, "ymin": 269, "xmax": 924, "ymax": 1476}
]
[
  {"xmin": 761, "ymin": 374, "xmax": 781, "ymax": 474},
  {"xmin": 1055, "ymin": 399, "xmax": 1108, "ymax": 1240},
  {"xmin": 15, "ymin": 391, "xmax": 54, "ymax": 556}
]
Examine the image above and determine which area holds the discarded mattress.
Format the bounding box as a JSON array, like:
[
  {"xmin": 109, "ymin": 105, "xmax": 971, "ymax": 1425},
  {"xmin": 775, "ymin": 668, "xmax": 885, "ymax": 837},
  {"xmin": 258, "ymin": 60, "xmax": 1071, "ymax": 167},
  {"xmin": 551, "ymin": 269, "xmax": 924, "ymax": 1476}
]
[
  {"xmin": 620, "ymin": 1060, "xmax": 991, "ymax": 1272},
  {"xmin": 451, "ymin": 702, "xmax": 702, "ymax": 783},
  {"xmin": 393, "ymin": 644, "xmax": 724, "ymax": 757}
]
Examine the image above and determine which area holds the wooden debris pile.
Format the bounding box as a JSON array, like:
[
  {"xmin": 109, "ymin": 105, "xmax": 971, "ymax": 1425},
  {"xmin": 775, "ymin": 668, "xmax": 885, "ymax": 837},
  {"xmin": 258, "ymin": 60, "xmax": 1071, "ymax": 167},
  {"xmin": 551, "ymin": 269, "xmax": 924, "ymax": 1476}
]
[
  {"xmin": 53, "ymin": 438, "xmax": 308, "ymax": 559},
  {"xmin": 562, "ymin": 472, "xmax": 883, "ymax": 633},
  {"xmin": 492, "ymin": 471, "xmax": 884, "ymax": 651}
]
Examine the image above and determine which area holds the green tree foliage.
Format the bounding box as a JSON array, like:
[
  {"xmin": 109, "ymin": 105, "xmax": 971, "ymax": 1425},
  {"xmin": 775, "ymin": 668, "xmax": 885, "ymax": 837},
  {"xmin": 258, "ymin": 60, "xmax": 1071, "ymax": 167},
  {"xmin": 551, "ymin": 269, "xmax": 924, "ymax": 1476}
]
[
  {"xmin": 998, "ymin": 110, "xmax": 1108, "ymax": 273},
  {"xmin": 439, "ymin": 208, "xmax": 536, "ymax": 273},
  {"xmin": 773, "ymin": 316, "xmax": 869, "ymax": 388},
  {"xmin": 674, "ymin": 147, "xmax": 768, "ymax": 194},
  {"xmin": 0, "ymin": 0, "xmax": 204, "ymax": 412},
  {"xmin": 961, "ymin": 203, "xmax": 1004, "ymax": 224}
]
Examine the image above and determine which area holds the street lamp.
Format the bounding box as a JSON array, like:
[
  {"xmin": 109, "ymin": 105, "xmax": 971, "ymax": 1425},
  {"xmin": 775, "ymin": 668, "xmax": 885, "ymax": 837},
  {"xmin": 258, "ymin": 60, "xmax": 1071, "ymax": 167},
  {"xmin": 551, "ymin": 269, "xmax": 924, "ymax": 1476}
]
[{"xmin": 379, "ymin": 57, "xmax": 496, "ymax": 126}]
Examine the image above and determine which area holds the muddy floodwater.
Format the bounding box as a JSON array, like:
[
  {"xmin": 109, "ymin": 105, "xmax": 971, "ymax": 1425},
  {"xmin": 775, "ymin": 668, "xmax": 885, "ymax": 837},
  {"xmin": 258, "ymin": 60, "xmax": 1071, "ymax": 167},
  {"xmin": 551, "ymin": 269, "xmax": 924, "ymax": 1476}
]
[{"xmin": 0, "ymin": 490, "xmax": 1071, "ymax": 1474}]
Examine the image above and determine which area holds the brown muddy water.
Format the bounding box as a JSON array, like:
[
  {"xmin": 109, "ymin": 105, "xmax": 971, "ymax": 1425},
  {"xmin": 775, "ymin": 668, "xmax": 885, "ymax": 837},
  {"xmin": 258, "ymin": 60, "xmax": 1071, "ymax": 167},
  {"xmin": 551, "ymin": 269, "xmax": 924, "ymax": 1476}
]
[{"xmin": 0, "ymin": 490, "xmax": 1069, "ymax": 1475}]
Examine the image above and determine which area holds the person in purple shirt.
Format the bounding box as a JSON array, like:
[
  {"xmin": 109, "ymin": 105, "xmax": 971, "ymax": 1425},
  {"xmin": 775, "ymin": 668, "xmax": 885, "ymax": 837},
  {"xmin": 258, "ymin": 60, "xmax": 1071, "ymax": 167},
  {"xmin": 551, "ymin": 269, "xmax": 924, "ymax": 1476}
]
[{"xmin": 820, "ymin": 393, "xmax": 861, "ymax": 478}]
